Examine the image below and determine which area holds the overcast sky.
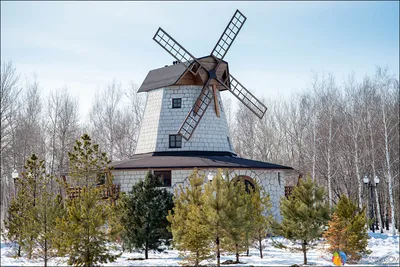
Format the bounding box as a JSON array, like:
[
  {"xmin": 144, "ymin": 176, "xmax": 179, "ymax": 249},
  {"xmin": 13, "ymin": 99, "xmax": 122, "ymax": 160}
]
[{"xmin": 1, "ymin": 1, "xmax": 399, "ymax": 119}]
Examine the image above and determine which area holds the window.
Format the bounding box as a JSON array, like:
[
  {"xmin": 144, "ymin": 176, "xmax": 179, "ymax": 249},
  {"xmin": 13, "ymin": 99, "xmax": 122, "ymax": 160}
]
[
  {"xmin": 172, "ymin": 98, "xmax": 182, "ymax": 108},
  {"xmin": 169, "ymin": 135, "xmax": 182, "ymax": 148},
  {"xmin": 233, "ymin": 176, "xmax": 256, "ymax": 193},
  {"xmin": 154, "ymin": 170, "xmax": 172, "ymax": 187}
]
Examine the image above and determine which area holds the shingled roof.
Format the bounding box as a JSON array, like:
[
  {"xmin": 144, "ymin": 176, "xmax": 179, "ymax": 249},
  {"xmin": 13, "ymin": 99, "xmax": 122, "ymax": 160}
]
[
  {"xmin": 138, "ymin": 63, "xmax": 186, "ymax": 93},
  {"xmin": 138, "ymin": 57, "xmax": 230, "ymax": 93},
  {"xmin": 110, "ymin": 151, "xmax": 293, "ymax": 171}
]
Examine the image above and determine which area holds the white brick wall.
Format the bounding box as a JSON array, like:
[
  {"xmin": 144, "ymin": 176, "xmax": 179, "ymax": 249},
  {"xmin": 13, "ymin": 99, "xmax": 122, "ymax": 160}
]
[
  {"xmin": 135, "ymin": 86, "xmax": 233, "ymax": 154},
  {"xmin": 113, "ymin": 168, "xmax": 285, "ymax": 221}
]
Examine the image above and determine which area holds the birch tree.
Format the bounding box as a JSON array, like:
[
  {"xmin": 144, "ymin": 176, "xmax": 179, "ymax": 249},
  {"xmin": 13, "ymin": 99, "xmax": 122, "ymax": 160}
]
[{"xmin": 0, "ymin": 61, "xmax": 21, "ymax": 230}]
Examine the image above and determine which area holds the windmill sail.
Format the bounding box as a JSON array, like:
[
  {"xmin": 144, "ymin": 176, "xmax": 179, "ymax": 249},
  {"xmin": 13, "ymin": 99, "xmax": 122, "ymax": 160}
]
[
  {"xmin": 211, "ymin": 9, "xmax": 247, "ymax": 60},
  {"xmin": 217, "ymin": 75, "xmax": 267, "ymax": 119},
  {"xmin": 153, "ymin": 28, "xmax": 201, "ymax": 75},
  {"xmin": 178, "ymin": 81, "xmax": 213, "ymax": 140}
]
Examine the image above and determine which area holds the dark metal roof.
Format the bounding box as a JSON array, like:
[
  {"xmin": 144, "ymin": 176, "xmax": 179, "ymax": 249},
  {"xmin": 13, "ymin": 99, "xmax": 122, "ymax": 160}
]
[
  {"xmin": 110, "ymin": 151, "xmax": 293, "ymax": 170},
  {"xmin": 138, "ymin": 63, "xmax": 186, "ymax": 93}
]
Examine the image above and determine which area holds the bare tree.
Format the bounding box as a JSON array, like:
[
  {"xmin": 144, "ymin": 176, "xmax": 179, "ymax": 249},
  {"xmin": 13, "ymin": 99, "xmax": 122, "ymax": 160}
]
[
  {"xmin": 88, "ymin": 81, "xmax": 145, "ymax": 161},
  {"xmin": 0, "ymin": 61, "xmax": 21, "ymax": 229},
  {"xmin": 375, "ymin": 67, "xmax": 399, "ymax": 234},
  {"xmin": 46, "ymin": 87, "xmax": 79, "ymax": 177}
]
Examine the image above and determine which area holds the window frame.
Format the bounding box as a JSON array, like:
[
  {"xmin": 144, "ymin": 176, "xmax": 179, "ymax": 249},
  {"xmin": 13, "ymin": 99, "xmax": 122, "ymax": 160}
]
[
  {"xmin": 153, "ymin": 170, "xmax": 172, "ymax": 187},
  {"xmin": 172, "ymin": 98, "xmax": 182, "ymax": 109},
  {"xmin": 169, "ymin": 134, "xmax": 182, "ymax": 148}
]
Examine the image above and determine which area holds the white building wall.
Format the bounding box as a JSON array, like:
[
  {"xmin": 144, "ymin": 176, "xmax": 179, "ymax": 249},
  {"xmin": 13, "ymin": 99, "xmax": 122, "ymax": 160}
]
[
  {"xmin": 135, "ymin": 85, "xmax": 234, "ymax": 154},
  {"xmin": 135, "ymin": 89, "xmax": 164, "ymax": 154},
  {"xmin": 113, "ymin": 168, "xmax": 285, "ymax": 221}
]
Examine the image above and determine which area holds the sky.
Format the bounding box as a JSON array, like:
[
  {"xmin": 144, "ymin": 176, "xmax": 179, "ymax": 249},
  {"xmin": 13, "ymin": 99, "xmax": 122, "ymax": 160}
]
[{"xmin": 1, "ymin": 1, "xmax": 399, "ymax": 119}]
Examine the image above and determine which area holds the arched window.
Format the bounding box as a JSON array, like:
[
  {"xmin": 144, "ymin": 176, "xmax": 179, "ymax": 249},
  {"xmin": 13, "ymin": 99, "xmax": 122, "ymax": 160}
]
[{"xmin": 232, "ymin": 175, "xmax": 256, "ymax": 193}]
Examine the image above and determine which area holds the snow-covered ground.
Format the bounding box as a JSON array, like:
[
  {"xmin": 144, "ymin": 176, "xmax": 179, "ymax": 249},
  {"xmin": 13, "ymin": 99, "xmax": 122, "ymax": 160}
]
[{"xmin": 1, "ymin": 230, "xmax": 399, "ymax": 266}]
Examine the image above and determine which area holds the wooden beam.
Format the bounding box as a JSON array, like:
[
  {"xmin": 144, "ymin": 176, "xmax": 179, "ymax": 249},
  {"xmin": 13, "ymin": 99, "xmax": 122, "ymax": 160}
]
[{"xmin": 212, "ymin": 84, "xmax": 220, "ymax": 118}]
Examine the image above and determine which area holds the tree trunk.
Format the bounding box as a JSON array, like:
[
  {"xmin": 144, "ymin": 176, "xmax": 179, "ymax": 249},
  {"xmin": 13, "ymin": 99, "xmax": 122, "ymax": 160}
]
[
  {"xmin": 382, "ymin": 100, "xmax": 397, "ymax": 235},
  {"xmin": 354, "ymin": 141, "xmax": 362, "ymax": 209},
  {"xmin": 145, "ymin": 241, "xmax": 149, "ymax": 259},
  {"xmin": 216, "ymin": 237, "xmax": 220, "ymax": 267},
  {"xmin": 235, "ymin": 243, "xmax": 239, "ymax": 262},
  {"xmin": 259, "ymin": 235, "xmax": 263, "ymax": 259},
  {"xmin": 302, "ymin": 240, "xmax": 307, "ymax": 265},
  {"xmin": 195, "ymin": 250, "xmax": 199, "ymax": 266}
]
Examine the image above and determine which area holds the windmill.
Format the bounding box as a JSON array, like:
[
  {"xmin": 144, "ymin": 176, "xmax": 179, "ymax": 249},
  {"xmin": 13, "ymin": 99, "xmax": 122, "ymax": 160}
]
[{"xmin": 153, "ymin": 9, "xmax": 267, "ymax": 141}]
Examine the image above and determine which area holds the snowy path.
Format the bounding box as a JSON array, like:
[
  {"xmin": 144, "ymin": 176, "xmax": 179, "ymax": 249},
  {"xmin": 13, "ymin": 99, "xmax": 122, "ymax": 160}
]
[{"xmin": 1, "ymin": 231, "xmax": 398, "ymax": 266}]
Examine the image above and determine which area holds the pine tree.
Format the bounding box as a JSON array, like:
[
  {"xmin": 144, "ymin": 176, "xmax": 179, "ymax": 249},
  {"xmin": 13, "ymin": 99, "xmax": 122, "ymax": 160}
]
[
  {"xmin": 55, "ymin": 134, "xmax": 121, "ymax": 266},
  {"xmin": 273, "ymin": 176, "xmax": 330, "ymax": 265},
  {"xmin": 34, "ymin": 178, "xmax": 64, "ymax": 267},
  {"xmin": 203, "ymin": 169, "xmax": 231, "ymax": 267},
  {"xmin": 67, "ymin": 133, "xmax": 111, "ymax": 187},
  {"xmin": 323, "ymin": 195, "xmax": 370, "ymax": 263},
  {"xmin": 120, "ymin": 170, "xmax": 174, "ymax": 259},
  {"xmin": 224, "ymin": 179, "xmax": 247, "ymax": 263},
  {"xmin": 4, "ymin": 184, "xmax": 32, "ymax": 257},
  {"xmin": 5, "ymin": 154, "xmax": 44, "ymax": 259},
  {"xmin": 4, "ymin": 154, "xmax": 64, "ymax": 264},
  {"xmin": 167, "ymin": 169, "xmax": 213, "ymax": 266},
  {"xmin": 56, "ymin": 187, "xmax": 119, "ymax": 266},
  {"xmin": 250, "ymin": 185, "xmax": 273, "ymax": 259}
]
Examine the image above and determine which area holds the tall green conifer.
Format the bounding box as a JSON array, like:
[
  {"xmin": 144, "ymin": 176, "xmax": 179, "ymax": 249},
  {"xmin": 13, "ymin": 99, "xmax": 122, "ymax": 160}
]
[
  {"xmin": 224, "ymin": 180, "xmax": 247, "ymax": 263},
  {"xmin": 203, "ymin": 169, "xmax": 230, "ymax": 267},
  {"xmin": 249, "ymin": 184, "xmax": 273, "ymax": 259},
  {"xmin": 167, "ymin": 169, "xmax": 213, "ymax": 266},
  {"xmin": 55, "ymin": 134, "xmax": 120, "ymax": 266},
  {"xmin": 120, "ymin": 171, "xmax": 173, "ymax": 259}
]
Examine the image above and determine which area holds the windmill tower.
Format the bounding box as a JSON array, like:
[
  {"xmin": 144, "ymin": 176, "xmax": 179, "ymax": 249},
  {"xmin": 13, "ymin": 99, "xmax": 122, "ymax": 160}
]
[
  {"xmin": 135, "ymin": 10, "xmax": 266, "ymax": 154},
  {"xmin": 111, "ymin": 10, "xmax": 294, "ymax": 221}
]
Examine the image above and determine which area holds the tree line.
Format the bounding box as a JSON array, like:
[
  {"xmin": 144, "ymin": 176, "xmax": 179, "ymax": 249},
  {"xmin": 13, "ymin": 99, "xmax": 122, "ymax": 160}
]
[
  {"xmin": 1, "ymin": 60, "xmax": 399, "ymax": 233},
  {"xmin": 228, "ymin": 68, "xmax": 399, "ymax": 233}
]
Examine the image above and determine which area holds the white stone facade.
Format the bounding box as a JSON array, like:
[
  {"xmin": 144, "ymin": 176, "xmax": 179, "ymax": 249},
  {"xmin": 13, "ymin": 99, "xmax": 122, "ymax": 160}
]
[
  {"xmin": 113, "ymin": 168, "xmax": 285, "ymax": 221},
  {"xmin": 135, "ymin": 85, "xmax": 233, "ymax": 154}
]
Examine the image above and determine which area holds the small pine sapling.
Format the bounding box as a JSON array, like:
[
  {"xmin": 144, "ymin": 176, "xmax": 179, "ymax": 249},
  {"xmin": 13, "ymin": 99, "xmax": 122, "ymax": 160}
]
[
  {"xmin": 273, "ymin": 176, "xmax": 330, "ymax": 265},
  {"xmin": 323, "ymin": 195, "xmax": 371, "ymax": 263}
]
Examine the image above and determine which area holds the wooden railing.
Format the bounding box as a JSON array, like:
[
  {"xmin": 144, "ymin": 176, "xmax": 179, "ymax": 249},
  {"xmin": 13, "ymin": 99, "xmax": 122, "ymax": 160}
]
[{"xmin": 67, "ymin": 184, "xmax": 121, "ymax": 200}]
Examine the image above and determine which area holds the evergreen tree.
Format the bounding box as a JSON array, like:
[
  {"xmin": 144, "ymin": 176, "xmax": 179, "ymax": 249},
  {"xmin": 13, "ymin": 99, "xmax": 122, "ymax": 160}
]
[
  {"xmin": 120, "ymin": 171, "xmax": 173, "ymax": 259},
  {"xmin": 323, "ymin": 195, "xmax": 370, "ymax": 263},
  {"xmin": 273, "ymin": 176, "xmax": 330, "ymax": 265},
  {"xmin": 56, "ymin": 187, "xmax": 119, "ymax": 266},
  {"xmin": 167, "ymin": 169, "xmax": 213, "ymax": 266},
  {"xmin": 5, "ymin": 154, "xmax": 44, "ymax": 259},
  {"xmin": 4, "ymin": 183, "xmax": 33, "ymax": 257},
  {"xmin": 249, "ymin": 184, "xmax": 273, "ymax": 259},
  {"xmin": 224, "ymin": 179, "xmax": 247, "ymax": 263},
  {"xmin": 55, "ymin": 134, "xmax": 121, "ymax": 266},
  {"xmin": 67, "ymin": 133, "xmax": 111, "ymax": 187},
  {"xmin": 203, "ymin": 169, "xmax": 231, "ymax": 267},
  {"xmin": 34, "ymin": 178, "xmax": 64, "ymax": 267},
  {"xmin": 4, "ymin": 154, "xmax": 64, "ymax": 264}
]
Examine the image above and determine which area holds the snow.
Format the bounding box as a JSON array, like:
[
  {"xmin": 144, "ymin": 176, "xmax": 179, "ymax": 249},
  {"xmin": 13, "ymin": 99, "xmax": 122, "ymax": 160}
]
[{"xmin": 1, "ymin": 230, "xmax": 399, "ymax": 266}]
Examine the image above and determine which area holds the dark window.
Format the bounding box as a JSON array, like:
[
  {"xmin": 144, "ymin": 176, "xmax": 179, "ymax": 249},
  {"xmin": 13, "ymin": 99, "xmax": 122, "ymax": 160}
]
[
  {"xmin": 154, "ymin": 170, "xmax": 172, "ymax": 187},
  {"xmin": 169, "ymin": 135, "xmax": 182, "ymax": 148},
  {"xmin": 172, "ymin": 98, "xmax": 182, "ymax": 108}
]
